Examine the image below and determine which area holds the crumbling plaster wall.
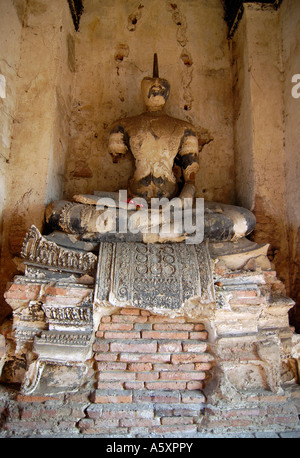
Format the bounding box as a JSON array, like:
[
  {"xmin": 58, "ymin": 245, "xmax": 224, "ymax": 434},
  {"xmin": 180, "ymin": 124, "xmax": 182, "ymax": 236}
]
[
  {"xmin": 232, "ymin": 3, "xmax": 290, "ymax": 299},
  {"xmin": 232, "ymin": 2, "xmax": 300, "ymax": 330},
  {"xmin": 63, "ymin": 0, "xmax": 235, "ymax": 205},
  {"xmin": 280, "ymin": 0, "xmax": 300, "ymax": 330},
  {"xmin": 0, "ymin": 0, "xmax": 75, "ymax": 322},
  {"xmin": 0, "ymin": 0, "xmax": 24, "ymax": 257}
]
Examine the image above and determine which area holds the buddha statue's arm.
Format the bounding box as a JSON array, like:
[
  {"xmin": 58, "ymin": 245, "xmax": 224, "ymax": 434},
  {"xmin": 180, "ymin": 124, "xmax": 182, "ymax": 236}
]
[
  {"xmin": 108, "ymin": 124, "xmax": 130, "ymax": 163},
  {"xmin": 178, "ymin": 129, "xmax": 199, "ymax": 200}
]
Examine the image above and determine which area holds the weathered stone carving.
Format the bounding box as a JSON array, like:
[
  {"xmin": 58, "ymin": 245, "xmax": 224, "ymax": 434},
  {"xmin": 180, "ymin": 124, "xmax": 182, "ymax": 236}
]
[
  {"xmin": 106, "ymin": 54, "xmax": 197, "ymax": 202},
  {"xmin": 21, "ymin": 359, "xmax": 88, "ymax": 395},
  {"xmin": 95, "ymin": 242, "xmax": 214, "ymax": 313},
  {"xmin": 21, "ymin": 225, "xmax": 97, "ymax": 274}
]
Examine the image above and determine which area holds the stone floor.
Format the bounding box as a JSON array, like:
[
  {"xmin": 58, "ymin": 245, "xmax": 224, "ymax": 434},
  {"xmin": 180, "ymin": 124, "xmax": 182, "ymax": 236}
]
[{"xmin": 1, "ymin": 430, "xmax": 299, "ymax": 438}]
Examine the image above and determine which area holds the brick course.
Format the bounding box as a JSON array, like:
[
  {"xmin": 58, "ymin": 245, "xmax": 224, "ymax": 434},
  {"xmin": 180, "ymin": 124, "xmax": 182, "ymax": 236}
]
[
  {"xmin": 1, "ymin": 303, "xmax": 300, "ymax": 437},
  {"xmin": 83, "ymin": 307, "xmax": 212, "ymax": 435}
]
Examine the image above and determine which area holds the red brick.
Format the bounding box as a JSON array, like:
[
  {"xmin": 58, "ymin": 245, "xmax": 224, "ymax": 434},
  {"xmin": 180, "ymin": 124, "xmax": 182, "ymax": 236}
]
[
  {"xmin": 172, "ymin": 353, "xmax": 211, "ymax": 364},
  {"xmin": 136, "ymin": 372, "xmax": 159, "ymax": 381},
  {"xmin": 133, "ymin": 392, "xmax": 180, "ymax": 404},
  {"xmin": 222, "ymin": 408, "xmax": 263, "ymax": 418},
  {"xmin": 16, "ymin": 394, "xmax": 60, "ymax": 403},
  {"xmin": 110, "ymin": 341, "xmax": 157, "ymax": 353},
  {"xmin": 194, "ymin": 362, "xmax": 213, "ymax": 371},
  {"xmin": 124, "ymin": 381, "xmax": 145, "ymax": 389},
  {"xmin": 186, "ymin": 381, "xmax": 205, "ymax": 390},
  {"xmin": 153, "ymin": 363, "xmax": 194, "ymax": 371},
  {"xmin": 161, "ymin": 416, "xmax": 194, "ymax": 425},
  {"xmin": 81, "ymin": 425, "xmax": 129, "ymax": 435},
  {"xmin": 101, "ymin": 410, "xmax": 135, "ymax": 419},
  {"xmin": 182, "ymin": 342, "xmax": 208, "ymax": 352},
  {"xmin": 193, "ymin": 323, "xmax": 205, "ymax": 331},
  {"xmin": 5, "ymin": 283, "xmax": 41, "ymax": 301},
  {"xmin": 44, "ymin": 286, "xmax": 91, "ymax": 297},
  {"xmin": 96, "ymin": 361, "xmax": 127, "ymax": 371},
  {"xmin": 153, "ymin": 323, "xmax": 194, "ymax": 331},
  {"xmin": 94, "ymin": 353, "xmax": 118, "ymax": 362},
  {"xmin": 230, "ymin": 289, "xmax": 259, "ymax": 298},
  {"xmin": 189, "ymin": 331, "xmax": 208, "ymax": 340},
  {"xmin": 20, "ymin": 408, "xmax": 43, "ymax": 419},
  {"xmin": 98, "ymin": 371, "xmax": 136, "ymax": 381},
  {"xmin": 101, "ymin": 315, "xmax": 111, "ymax": 323},
  {"xmin": 147, "ymin": 316, "xmax": 185, "ymax": 323},
  {"xmin": 97, "ymin": 381, "xmax": 124, "ymax": 390},
  {"xmin": 45, "ymin": 296, "xmax": 87, "ymax": 306},
  {"xmin": 120, "ymin": 418, "xmax": 160, "ymax": 427},
  {"xmin": 85, "ymin": 407, "xmax": 103, "ymax": 419},
  {"xmin": 249, "ymin": 394, "xmax": 288, "ymax": 403},
  {"xmin": 140, "ymin": 310, "xmax": 151, "ymax": 316},
  {"xmin": 4, "ymin": 420, "xmax": 57, "ymax": 431},
  {"xmin": 135, "ymin": 409, "xmax": 155, "ymax": 419},
  {"xmin": 142, "ymin": 331, "xmax": 189, "ymax": 340},
  {"xmin": 104, "ymin": 331, "xmax": 140, "ymax": 339},
  {"xmin": 112, "ymin": 315, "xmax": 147, "ymax": 323},
  {"xmin": 79, "ymin": 418, "xmax": 120, "ymax": 433},
  {"xmin": 272, "ymin": 416, "xmax": 299, "ymax": 425},
  {"xmin": 120, "ymin": 353, "xmax": 170, "ymax": 363},
  {"xmin": 158, "ymin": 342, "xmax": 182, "ymax": 353},
  {"xmin": 159, "ymin": 371, "xmax": 206, "ymax": 381},
  {"xmin": 92, "ymin": 390, "xmax": 132, "ymax": 404},
  {"xmin": 150, "ymin": 425, "xmax": 197, "ymax": 434},
  {"xmin": 181, "ymin": 391, "xmax": 206, "ymax": 403},
  {"xmin": 127, "ymin": 362, "xmax": 152, "ymax": 371},
  {"xmin": 98, "ymin": 323, "xmax": 133, "ymax": 331},
  {"xmin": 145, "ymin": 381, "xmax": 187, "ymax": 390},
  {"xmin": 93, "ymin": 341, "xmax": 109, "ymax": 352},
  {"xmin": 120, "ymin": 308, "xmax": 141, "ymax": 315}
]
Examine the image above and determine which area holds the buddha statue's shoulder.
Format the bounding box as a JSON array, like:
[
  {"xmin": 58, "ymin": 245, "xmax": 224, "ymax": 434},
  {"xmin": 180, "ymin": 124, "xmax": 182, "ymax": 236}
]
[
  {"xmin": 109, "ymin": 112, "xmax": 197, "ymax": 137},
  {"xmin": 163, "ymin": 114, "xmax": 197, "ymax": 134},
  {"xmin": 109, "ymin": 113, "xmax": 147, "ymax": 132}
]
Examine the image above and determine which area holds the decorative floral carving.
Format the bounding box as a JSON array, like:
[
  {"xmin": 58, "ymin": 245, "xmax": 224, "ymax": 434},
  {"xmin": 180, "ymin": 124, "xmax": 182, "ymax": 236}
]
[{"xmin": 21, "ymin": 225, "xmax": 97, "ymax": 273}]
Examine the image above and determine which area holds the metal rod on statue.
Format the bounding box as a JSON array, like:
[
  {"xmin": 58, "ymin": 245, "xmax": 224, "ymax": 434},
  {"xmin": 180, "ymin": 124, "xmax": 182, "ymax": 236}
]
[{"xmin": 153, "ymin": 53, "xmax": 159, "ymax": 78}]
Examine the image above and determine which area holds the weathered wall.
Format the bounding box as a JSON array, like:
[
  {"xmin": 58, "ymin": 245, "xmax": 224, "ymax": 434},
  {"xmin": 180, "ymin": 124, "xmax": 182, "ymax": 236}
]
[
  {"xmin": 63, "ymin": 0, "xmax": 235, "ymax": 205},
  {"xmin": 280, "ymin": 0, "xmax": 300, "ymax": 330},
  {"xmin": 0, "ymin": 0, "xmax": 24, "ymax": 262},
  {"xmin": 0, "ymin": 0, "xmax": 75, "ymax": 322},
  {"xmin": 232, "ymin": 4, "xmax": 290, "ymax": 297}
]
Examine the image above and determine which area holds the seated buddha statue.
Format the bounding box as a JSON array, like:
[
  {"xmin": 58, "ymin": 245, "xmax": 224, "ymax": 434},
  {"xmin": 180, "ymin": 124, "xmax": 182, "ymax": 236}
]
[
  {"xmin": 108, "ymin": 53, "xmax": 199, "ymax": 203},
  {"xmin": 45, "ymin": 55, "xmax": 255, "ymax": 245}
]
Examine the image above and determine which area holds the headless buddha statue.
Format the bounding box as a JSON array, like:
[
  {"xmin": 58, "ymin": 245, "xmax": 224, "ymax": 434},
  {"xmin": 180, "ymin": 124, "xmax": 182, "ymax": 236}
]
[
  {"xmin": 108, "ymin": 54, "xmax": 198, "ymax": 203},
  {"xmin": 46, "ymin": 54, "xmax": 255, "ymax": 244}
]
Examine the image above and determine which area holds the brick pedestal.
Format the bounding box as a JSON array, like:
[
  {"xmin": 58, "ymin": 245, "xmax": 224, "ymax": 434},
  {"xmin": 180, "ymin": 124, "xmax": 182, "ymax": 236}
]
[{"xmin": 1, "ymin": 243, "xmax": 300, "ymax": 437}]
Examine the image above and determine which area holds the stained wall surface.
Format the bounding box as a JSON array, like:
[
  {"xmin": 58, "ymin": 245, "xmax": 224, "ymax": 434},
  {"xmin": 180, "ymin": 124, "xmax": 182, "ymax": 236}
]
[
  {"xmin": 280, "ymin": 0, "xmax": 300, "ymax": 330},
  {"xmin": 0, "ymin": 0, "xmax": 75, "ymax": 321},
  {"xmin": 232, "ymin": 4, "xmax": 290, "ymax": 287}
]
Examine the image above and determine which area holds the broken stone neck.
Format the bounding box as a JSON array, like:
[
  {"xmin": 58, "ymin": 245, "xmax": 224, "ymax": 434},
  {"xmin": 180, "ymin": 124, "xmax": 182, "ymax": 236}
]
[{"xmin": 145, "ymin": 104, "xmax": 165, "ymax": 113}]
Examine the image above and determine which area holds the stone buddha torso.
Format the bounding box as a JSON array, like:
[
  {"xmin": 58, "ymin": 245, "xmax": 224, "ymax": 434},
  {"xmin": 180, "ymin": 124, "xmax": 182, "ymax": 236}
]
[{"xmin": 108, "ymin": 111, "xmax": 199, "ymax": 201}]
